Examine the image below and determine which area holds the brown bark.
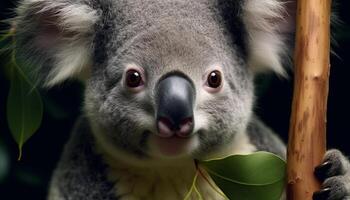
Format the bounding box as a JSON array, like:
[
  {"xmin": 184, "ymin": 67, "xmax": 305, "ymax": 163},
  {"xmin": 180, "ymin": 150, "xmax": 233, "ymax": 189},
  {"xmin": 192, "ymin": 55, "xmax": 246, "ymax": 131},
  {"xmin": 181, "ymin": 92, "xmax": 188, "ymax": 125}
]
[{"xmin": 287, "ymin": 0, "xmax": 332, "ymax": 200}]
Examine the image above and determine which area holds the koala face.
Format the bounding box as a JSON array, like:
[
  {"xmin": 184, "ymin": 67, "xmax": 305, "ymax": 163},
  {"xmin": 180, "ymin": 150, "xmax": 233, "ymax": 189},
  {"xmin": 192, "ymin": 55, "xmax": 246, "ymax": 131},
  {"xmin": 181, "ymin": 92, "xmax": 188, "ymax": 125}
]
[
  {"xmin": 14, "ymin": 0, "xmax": 295, "ymax": 163},
  {"xmin": 85, "ymin": 22, "xmax": 254, "ymax": 160}
]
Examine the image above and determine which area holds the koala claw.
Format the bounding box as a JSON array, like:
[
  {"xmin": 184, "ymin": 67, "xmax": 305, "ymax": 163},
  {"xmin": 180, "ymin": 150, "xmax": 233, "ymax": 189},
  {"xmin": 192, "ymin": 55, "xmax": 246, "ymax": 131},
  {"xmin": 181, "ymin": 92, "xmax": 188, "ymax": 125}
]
[
  {"xmin": 313, "ymin": 187, "xmax": 331, "ymax": 200},
  {"xmin": 313, "ymin": 149, "xmax": 350, "ymax": 200},
  {"xmin": 315, "ymin": 161, "xmax": 333, "ymax": 181}
]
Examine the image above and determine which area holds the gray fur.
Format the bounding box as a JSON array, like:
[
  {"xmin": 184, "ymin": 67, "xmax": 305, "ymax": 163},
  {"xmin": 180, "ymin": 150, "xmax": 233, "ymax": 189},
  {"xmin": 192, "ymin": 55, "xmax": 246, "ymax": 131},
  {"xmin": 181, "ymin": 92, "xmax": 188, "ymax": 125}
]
[
  {"xmin": 10, "ymin": 0, "xmax": 350, "ymax": 199},
  {"xmin": 247, "ymin": 117, "xmax": 286, "ymax": 158},
  {"xmin": 48, "ymin": 117, "xmax": 116, "ymax": 200}
]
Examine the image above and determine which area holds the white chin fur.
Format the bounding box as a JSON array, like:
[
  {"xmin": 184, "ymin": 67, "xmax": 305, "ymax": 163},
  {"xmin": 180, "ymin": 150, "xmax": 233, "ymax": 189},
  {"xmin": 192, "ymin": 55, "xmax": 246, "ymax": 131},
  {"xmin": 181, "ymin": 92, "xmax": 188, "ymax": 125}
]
[{"xmin": 148, "ymin": 134, "xmax": 200, "ymax": 159}]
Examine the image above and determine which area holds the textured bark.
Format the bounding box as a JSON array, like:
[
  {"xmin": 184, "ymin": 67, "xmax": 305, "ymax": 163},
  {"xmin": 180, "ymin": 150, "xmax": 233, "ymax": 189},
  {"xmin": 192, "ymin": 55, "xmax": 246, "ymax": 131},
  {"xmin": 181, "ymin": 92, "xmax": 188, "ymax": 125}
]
[{"xmin": 287, "ymin": 0, "xmax": 332, "ymax": 199}]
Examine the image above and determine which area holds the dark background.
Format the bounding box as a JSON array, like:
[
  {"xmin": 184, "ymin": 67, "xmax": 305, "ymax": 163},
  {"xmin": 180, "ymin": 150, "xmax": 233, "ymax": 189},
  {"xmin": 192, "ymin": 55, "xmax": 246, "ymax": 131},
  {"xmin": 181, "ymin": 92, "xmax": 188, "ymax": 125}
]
[{"xmin": 0, "ymin": 1, "xmax": 349, "ymax": 199}]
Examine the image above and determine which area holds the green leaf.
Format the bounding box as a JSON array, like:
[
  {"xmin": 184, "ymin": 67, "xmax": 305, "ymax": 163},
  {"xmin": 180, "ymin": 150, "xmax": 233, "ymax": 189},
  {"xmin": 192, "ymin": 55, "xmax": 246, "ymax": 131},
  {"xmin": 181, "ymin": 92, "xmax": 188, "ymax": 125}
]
[
  {"xmin": 6, "ymin": 63, "xmax": 43, "ymax": 160},
  {"xmin": 199, "ymin": 152, "xmax": 286, "ymax": 200}
]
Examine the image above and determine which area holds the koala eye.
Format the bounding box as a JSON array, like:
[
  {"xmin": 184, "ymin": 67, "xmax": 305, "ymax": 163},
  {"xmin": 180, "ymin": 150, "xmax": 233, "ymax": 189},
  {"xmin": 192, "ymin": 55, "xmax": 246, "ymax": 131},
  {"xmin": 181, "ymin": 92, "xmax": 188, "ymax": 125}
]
[
  {"xmin": 125, "ymin": 69, "xmax": 144, "ymax": 88},
  {"xmin": 207, "ymin": 70, "xmax": 222, "ymax": 89}
]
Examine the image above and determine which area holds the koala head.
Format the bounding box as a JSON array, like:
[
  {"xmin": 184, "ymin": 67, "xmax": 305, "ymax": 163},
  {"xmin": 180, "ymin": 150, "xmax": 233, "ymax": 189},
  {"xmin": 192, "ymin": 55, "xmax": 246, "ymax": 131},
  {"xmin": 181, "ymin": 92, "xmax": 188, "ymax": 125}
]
[{"xmin": 14, "ymin": 0, "xmax": 295, "ymax": 164}]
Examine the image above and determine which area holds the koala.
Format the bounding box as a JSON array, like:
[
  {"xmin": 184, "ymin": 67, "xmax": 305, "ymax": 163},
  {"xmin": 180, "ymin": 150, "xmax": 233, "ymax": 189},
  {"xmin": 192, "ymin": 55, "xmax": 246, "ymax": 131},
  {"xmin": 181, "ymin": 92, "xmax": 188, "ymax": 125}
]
[{"xmin": 11, "ymin": 0, "xmax": 350, "ymax": 199}]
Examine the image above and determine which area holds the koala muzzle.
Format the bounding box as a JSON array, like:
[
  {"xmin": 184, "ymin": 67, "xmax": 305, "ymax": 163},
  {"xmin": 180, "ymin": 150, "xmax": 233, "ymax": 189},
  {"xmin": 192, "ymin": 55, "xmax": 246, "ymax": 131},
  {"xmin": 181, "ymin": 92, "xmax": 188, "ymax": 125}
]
[{"xmin": 156, "ymin": 75, "xmax": 195, "ymax": 138}]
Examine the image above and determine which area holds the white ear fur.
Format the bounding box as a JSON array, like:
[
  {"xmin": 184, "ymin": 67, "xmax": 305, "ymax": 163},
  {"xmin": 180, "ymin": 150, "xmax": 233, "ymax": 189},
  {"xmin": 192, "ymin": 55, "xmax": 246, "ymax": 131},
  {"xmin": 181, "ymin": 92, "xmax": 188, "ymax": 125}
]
[
  {"xmin": 243, "ymin": 0, "xmax": 296, "ymax": 76},
  {"xmin": 15, "ymin": 0, "xmax": 99, "ymax": 87},
  {"xmin": 47, "ymin": 41, "xmax": 93, "ymax": 86}
]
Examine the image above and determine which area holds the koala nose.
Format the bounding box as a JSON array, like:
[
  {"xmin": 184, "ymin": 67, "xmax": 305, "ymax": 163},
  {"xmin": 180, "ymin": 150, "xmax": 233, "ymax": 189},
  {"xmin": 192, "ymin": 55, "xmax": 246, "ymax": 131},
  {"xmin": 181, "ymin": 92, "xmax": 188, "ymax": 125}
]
[{"xmin": 156, "ymin": 75, "xmax": 195, "ymax": 138}]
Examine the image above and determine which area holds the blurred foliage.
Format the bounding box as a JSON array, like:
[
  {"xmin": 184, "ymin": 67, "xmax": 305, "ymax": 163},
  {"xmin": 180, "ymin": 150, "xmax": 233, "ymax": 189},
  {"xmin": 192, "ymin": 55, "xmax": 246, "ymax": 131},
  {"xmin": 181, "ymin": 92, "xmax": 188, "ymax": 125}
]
[
  {"xmin": 0, "ymin": 21, "xmax": 84, "ymax": 198},
  {"xmin": 0, "ymin": 138, "xmax": 10, "ymax": 182}
]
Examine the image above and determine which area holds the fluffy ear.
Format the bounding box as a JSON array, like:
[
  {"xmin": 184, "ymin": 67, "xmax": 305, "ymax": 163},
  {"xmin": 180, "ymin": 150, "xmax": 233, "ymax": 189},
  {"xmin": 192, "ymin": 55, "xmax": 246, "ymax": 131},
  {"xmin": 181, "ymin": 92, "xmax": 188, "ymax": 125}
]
[
  {"xmin": 14, "ymin": 0, "xmax": 99, "ymax": 87},
  {"xmin": 242, "ymin": 0, "xmax": 296, "ymax": 76}
]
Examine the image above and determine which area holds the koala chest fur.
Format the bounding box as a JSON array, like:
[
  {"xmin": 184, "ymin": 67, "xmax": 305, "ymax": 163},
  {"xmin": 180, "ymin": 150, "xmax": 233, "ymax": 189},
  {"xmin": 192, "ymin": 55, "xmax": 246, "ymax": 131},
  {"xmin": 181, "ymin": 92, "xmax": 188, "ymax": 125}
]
[
  {"xmin": 13, "ymin": 0, "xmax": 296, "ymax": 199},
  {"xmin": 101, "ymin": 131, "xmax": 257, "ymax": 200},
  {"xmin": 106, "ymin": 158, "xmax": 219, "ymax": 200},
  {"xmin": 48, "ymin": 118, "xmax": 261, "ymax": 200}
]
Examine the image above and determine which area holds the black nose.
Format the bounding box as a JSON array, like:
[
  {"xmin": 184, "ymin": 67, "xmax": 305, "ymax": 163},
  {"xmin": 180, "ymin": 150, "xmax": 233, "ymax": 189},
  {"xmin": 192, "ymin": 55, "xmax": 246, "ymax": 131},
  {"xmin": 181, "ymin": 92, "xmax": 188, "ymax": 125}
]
[{"xmin": 156, "ymin": 75, "xmax": 195, "ymax": 137}]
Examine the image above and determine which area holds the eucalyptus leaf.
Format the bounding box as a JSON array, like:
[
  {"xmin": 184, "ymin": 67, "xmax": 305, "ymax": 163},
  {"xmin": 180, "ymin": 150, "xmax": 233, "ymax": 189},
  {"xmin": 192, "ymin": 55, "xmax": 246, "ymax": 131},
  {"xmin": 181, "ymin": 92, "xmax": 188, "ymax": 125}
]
[
  {"xmin": 199, "ymin": 152, "xmax": 286, "ymax": 200},
  {"xmin": 6, "ymin": 63, "xmax": 43, "ymax": 160}
]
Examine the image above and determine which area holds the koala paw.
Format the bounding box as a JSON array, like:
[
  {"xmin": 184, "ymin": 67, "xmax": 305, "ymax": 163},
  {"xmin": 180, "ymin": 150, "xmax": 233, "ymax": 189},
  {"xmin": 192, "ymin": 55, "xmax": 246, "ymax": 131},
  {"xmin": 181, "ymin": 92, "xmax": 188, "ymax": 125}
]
[{"xmin": 313, "ymin": 149, "xmax": 350, "ymax": 200}]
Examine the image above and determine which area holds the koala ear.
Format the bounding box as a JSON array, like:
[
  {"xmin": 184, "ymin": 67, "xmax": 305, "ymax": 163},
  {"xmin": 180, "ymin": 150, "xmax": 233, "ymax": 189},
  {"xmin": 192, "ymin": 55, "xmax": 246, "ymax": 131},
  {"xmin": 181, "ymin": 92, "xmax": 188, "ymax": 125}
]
[
  {"xmin": 242, "ymin": 0, "xmax": 296, "ymax": 76},
  {"xmin": 14, "ymin": 0, "xmax": 99, "ymax": 87}
]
